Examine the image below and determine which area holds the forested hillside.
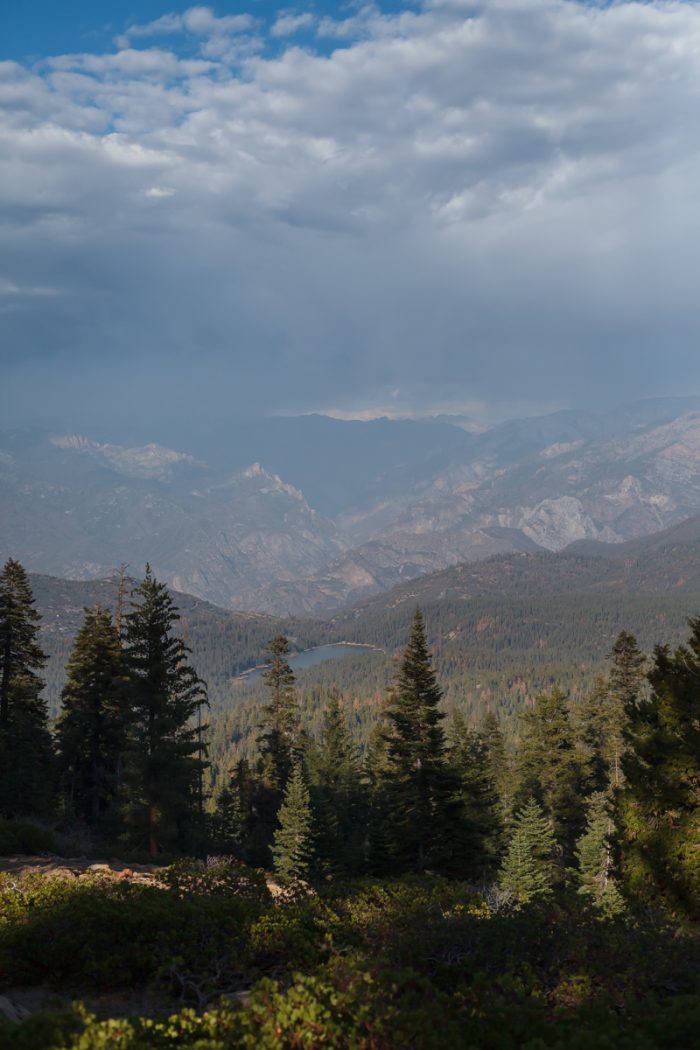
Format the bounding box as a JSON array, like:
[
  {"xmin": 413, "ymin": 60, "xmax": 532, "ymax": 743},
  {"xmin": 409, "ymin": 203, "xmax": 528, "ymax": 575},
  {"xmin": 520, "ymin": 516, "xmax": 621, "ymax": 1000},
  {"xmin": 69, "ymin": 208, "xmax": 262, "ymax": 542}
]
[
  {"xmin": 2, "ymin": 560, "xmax": 700, "ymax": 1050},
  {"xmin": 30, "ymin": 514, "xmax": 700, "ymax": 746},
  {"xmin": 30, "ymin": 573, "xmax": 314, "ymax": 715}
]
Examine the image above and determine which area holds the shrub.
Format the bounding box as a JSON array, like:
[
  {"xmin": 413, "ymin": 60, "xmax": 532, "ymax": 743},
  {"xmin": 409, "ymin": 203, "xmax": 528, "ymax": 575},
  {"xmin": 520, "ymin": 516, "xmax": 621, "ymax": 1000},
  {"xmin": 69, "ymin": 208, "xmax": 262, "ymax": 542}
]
[
  {"xmin": 0, "ymin": 820, "xmax": 63, "ymax": 856},
  {"xmin": 0, "ymin": 869, "xmax": 265, "ymax": 991}
]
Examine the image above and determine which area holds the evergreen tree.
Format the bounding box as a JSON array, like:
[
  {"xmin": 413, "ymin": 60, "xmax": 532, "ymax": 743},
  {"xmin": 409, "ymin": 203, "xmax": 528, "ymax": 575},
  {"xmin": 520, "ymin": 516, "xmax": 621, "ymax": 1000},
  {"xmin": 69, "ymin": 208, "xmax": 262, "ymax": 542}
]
[
  {"xmin": 248, "ymin": 635, "xmax": 302, "ymax": 862},
  {"xmin": 121, "ymin": 567, "xmax": 208, "ymax": 857},
  {"xmin": 213, "ymin": 757, "xmax": 262, "ymax": 862},
  {"xmin": 382, "ymin": 609, "xmax": 465, "ymax": 875},
  {"xmin": 616, "ymin": 623, "xmax": 700, "ymax": 920},
  {"xmin": 514, "ymin": 687, "xmax": 589, "ymax": 862},
  {"xmin": 0, "ymin": 559, "xmax": 53, "ymax": 818},
  {"xmin": 576, "ymin": 675, "xmax": 610, "ymax": 796},
  {"xmin": 260, "ymin": 636, "xmax": 299, "ymax": 792},
  {"xmin": 575, "ymin": 792, "xmax": 624, "ymax": 913},
  {"xmin": 308, "ymin": 691, "xmax": 365, "ymax": 877},
  {"xmin": 500, "ymin": 798, "xmax": 557, "ymax": 903},
  {"xmin": 56, "ymin": 607, "xmax": 129, "ymax": 832},
  {"xmin": 606, "ymin": 631, "xmax": 646, "ymax": 790},
  {"xmin": 579, "ymin": 633, "xmax": 646, "ymax": 794},
  {"xmin": 272, "ymin": 763, "xmax": 315, "ymax": 882},
  {"xmin": 449, "ymin": 712, "xmax": 503, "ymax": 876},
  {"xmin": 480, "ymin": 709, "xmax": 513, "ymax": 819},
  {"xmin": 364, "ymin": 722, "xmax": 394, "ymax": 877}
]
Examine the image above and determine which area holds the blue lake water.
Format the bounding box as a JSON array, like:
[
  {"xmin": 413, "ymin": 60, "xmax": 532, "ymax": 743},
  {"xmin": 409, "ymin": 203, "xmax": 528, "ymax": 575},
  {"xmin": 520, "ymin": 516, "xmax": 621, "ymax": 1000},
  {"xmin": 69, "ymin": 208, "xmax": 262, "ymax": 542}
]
[{"xmin": 239, "ymin": 643, "xmax": 380, "ymax": 682}]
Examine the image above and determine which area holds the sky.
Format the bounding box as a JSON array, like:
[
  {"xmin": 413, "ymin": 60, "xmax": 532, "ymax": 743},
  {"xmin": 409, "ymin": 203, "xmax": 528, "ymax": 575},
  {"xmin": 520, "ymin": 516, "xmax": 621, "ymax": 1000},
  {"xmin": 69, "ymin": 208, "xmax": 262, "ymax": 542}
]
[{"xmin": 2, "ymin": 0, "xmax": 700, "ymax": 433}]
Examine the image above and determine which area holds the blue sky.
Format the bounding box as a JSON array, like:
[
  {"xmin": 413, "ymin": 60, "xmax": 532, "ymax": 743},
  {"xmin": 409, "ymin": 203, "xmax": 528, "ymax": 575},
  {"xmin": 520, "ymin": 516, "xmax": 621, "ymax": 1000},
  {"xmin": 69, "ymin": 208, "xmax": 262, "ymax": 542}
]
[
  {"xmin": 2, "ymin": 2, "xmax": 410, "ymax": 61},
  {"xmin": 1, "ymin": 1, "xmax": 699, "ymax": 433}
]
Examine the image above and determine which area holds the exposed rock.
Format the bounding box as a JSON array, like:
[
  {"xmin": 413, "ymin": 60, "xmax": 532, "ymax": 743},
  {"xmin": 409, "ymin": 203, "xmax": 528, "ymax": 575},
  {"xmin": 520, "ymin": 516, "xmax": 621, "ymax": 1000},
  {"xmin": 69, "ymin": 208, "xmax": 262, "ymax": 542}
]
[{"xmin": 5, "ymin": 402, "xmax": 700, "ymax": 617}]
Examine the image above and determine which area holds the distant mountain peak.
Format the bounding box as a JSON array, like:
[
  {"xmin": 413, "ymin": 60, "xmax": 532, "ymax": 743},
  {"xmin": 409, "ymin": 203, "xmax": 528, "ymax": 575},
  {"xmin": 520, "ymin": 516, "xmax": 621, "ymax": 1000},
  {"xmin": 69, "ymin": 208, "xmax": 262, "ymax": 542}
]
[
  {"xmin": 240, "ymin": 462, "xmax": 305, "ymax": 501},
  {"xmin": 49, "ymin": 433, "xmax": 94, "ymax": 451},
  {"xmin": 48, "ymin": 433, "xmax": 204, "ymax": 480}
]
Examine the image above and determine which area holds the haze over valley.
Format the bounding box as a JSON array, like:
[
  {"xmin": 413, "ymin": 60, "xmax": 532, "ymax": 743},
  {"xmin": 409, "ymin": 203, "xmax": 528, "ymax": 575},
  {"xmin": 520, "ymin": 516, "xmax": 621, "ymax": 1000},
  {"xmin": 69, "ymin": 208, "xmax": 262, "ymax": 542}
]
[{"xmin": 4, "ymin": 395, "xmax": 700, "ymax": 616}]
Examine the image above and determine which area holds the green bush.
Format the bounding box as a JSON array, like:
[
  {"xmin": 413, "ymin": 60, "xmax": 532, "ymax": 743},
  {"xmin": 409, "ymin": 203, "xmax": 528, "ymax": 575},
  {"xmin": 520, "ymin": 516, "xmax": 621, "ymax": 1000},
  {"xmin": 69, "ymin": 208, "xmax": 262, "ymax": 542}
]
[
  {"xmin": 3, "ymin": 973, "xmax": 700, "ymax": 1049},
  {"xmin": 0, "ymin": 867, "xmax": 267, "ymax": 991},
  {"xmin": 0, "ymin": 820, "xmax": 63, "ymax": 855},
  {"xmin": 3, "ymin": 871, "xmax": 700, "ymax": 1048}
]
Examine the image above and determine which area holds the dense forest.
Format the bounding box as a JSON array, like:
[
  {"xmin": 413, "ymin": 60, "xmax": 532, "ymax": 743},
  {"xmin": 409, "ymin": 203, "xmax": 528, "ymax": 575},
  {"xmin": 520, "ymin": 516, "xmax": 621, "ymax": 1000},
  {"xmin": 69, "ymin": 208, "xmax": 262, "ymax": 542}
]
[{"xmin": 1, "ymin": 556, "xmax": 699, "ymax": 1048}]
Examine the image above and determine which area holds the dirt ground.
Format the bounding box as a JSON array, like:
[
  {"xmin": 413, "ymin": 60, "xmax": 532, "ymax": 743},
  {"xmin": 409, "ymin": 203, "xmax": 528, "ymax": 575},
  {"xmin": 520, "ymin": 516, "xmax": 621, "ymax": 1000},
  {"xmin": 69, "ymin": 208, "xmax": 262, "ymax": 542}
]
[{"xmin": 0, "ymin": 854, "xmax": 163, "ymax": 882}]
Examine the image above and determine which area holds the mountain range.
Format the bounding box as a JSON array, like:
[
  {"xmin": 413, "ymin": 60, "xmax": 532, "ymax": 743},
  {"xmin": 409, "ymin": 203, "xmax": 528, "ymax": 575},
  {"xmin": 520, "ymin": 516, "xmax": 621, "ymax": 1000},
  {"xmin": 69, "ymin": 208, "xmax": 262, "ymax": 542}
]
[
  {"xmin": 29, "ymin": 511, "xmax": 700, "ymax": 720},
  {"xmin": 4, "ymin": 395, "xmax": 700, "ymax": 615}
]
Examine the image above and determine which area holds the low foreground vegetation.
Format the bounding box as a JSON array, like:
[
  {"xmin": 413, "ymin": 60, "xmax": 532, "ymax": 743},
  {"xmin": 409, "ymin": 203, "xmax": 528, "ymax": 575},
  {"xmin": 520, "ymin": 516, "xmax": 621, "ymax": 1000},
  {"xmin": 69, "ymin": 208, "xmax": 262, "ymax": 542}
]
[{"xmin": 1, "ymin": 861, "xmax": 700, "ymax": 1049}]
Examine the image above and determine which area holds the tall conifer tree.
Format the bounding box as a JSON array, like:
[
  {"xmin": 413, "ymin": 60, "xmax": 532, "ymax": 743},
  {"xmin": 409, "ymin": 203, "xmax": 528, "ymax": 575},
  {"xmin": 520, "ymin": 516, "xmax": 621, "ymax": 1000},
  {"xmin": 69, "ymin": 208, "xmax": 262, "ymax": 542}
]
[
  {"xmin": 500, "ymin": 799, "xmax": 557, "ymax": 903},
  {"xmin": 272, "ymin": 763, "xmax": 315, "ymax": 882},
  {"xmin": 575, "ymin": 792, "xmax": 624, "ymax": 912},
  {"xmin": 364, "ymin": 722, "xmax": 394, "ymax": 876},
  {"xmin": 0, "ymin": 559, "xmax": 53, "ymax": 818},
  {"xmin": 260, "ymin": 636, "xmax": 299, "ymax": 792},
  {"xmin": 56, "ymin": 607, "xmax": 129, "ymax": 832},
  {"xmin": 250, "ymin": 635, "xmax": 301, "ymax": 860},
  {"xmin": 514, "ymin": 687, "xmax": 588, "ymax": 862},
  {"xmin": 616, "ymin": 623, "xmax": 700, "ymax": 919},
  {"xmin": 449, "ymin": 712, "xmax": 503, "ymax": 876},
  {"xmin": 382, "ymin": 609, "xmax": 464, "ymax": 875},
  {"xmin": 121, "ymin": 567, "xmax": 208, "ymax": 856},
  {"xmin": 579, "ymin": 633, "xmax": 646, "ymax": 794},
  {"xmin": 480, "ymin": 709, "xmax": 513, "ymax": 819},
  {"xmin": 308, "ymin": 691, "xmax": 365, "ymax": 877},
  {"xmin": 214, "ymin": 757, "xmax": 261, "ymax": 862}
]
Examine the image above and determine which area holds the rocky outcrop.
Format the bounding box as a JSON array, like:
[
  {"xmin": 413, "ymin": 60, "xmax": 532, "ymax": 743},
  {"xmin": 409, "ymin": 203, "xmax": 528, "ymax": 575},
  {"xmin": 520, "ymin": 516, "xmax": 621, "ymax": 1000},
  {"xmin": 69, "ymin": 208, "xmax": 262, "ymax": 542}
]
[{"xmin": 5, "ymin": 403, "xmax": 700, "ymax": 616}]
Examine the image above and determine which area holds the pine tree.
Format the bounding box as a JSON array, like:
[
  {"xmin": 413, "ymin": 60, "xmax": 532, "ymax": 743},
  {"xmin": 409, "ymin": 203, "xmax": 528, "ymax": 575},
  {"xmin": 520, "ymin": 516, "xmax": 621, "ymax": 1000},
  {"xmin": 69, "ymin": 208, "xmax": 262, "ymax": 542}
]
[
  {"xmin": 579, "ymin": 633, "xmax": 646, "ymax": 794},
  {"xmin": 480, "ymin": 709, "xmax": 513, "ymax": 818},
  {"xmin": 606, "ymin": 631, "xmax": 646, "ymax": 790},
  {"xmin": 616, "ymin": 623, "xmax": 700, "ymax": 920},
  {"xmin": 308, "ymin": 691, "xmax": 365, "ymax": 877},
  {"xmin": 514, "ymin": 687, "xmax": 589, "ymax": 862},
  {"xmin": 0, "ymin": 559, "xmax": 53, "ymax": 818},
  {"xmin": 382, "ymin": 609, "xmax": 465, "ymax": 875},
  {"xmin": 500, "ymin": 799, "xmax": 557, "ymax": 903},
  {"xmin": 575, "ymin": 792, "xmax": 624, "ymax": 912},
  {"xmin": 576, "ymin": 675, "xmax": 610, "ymax": 796},
  {"xmin": 260, "ymin": 636, "xmax": 299, "ymax": 792},
  {"xmin": 213, "ymin": 757, "xmax": 261, "ymax": 862},
  {"xmin": 449, "ymin": 712, "xmax": 503, "ymax": 877},
  {"xmin": 272, "ymin": 763, "xmax": 315, "ymax": 882},
  {"xmin": 364, "ymin": 722, "xmax": 394, "ymax": 877},
  {"xmin": 56, "ymin": 607, "xmax": 129, "ymax": 832},
  {"xmin": 121, "ymin": 567, "xmax": 209, "ymax": 857}
]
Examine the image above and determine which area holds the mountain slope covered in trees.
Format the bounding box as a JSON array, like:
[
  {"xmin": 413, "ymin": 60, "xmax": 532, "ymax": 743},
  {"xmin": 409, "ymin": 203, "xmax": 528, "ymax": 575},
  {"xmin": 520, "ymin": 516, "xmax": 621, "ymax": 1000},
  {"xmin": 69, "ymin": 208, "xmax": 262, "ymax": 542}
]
[{"xmin": 25, "ymin": 513, "xmax": 700, "ymax": 807}]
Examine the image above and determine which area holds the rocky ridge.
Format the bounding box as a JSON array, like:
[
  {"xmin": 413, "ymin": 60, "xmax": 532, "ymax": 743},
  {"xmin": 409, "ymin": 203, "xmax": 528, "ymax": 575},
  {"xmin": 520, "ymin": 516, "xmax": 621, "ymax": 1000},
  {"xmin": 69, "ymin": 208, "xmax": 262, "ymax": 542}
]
[{"xmin": 3, "ymin": 399, "xmax": 700, "ymax": 615}]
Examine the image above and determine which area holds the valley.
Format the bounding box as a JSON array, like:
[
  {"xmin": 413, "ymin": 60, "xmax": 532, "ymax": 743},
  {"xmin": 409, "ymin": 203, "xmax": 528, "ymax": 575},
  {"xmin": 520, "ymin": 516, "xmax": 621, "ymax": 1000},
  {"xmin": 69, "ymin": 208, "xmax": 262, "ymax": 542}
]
[{"xmin": 4, "ymin": 396, "xmax": 700, "ymax": 616}]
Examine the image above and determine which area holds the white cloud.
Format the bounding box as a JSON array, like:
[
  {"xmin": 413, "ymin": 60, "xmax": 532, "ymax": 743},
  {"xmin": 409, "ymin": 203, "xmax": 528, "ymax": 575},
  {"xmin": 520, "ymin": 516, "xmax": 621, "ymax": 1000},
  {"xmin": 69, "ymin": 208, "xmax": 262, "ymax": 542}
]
[
  {"xmin": 114, "ymin": 6, "xmax": 256, "ymax": 50},
  {"xmin": 0, "ymin": 278, "xmax": 59, "ymax": 296},
  {"xmin": 182, "ymin": 7, "xmax": 255, "ymax": 35},
  {"xmin": 3, "ymin": 0, "xmax": 700, "ymax": 424},
  {"xmin": 143, "ymin": 185, "xmax": 176, "ymax": 198},
  {"xmin": 271, "ymin": 12, "xmax": 316, "ymax": 38}
]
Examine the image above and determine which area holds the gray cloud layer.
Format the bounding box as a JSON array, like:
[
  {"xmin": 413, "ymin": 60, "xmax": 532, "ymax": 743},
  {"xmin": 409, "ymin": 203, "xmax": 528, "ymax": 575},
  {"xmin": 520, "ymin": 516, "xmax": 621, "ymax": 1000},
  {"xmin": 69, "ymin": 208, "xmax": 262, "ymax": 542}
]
[{"xmin": 2, "ymin": 0, "xmax": 700, "ymax": 429}]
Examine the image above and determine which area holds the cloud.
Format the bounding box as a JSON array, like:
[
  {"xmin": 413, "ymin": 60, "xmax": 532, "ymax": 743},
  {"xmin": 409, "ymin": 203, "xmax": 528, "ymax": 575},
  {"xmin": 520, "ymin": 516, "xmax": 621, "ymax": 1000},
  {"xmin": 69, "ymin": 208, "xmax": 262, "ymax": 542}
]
[
  {"xmin": 143, "ymin": 185, "xmax": 176, "ymax": 198},
  {"xmin": 0, "ymin": 278, "xmax": 59, "ymax": 296},
  {"xmin": 2, "ymin": 0, "xmax": 700, "ymax": 429},
  {"xmin": 271, "ymin": 12, "xmax": 316, "ymax": 38},
  {"xmin": 114, "ymin": 6, "xmax": 256, "ymax": 50}
]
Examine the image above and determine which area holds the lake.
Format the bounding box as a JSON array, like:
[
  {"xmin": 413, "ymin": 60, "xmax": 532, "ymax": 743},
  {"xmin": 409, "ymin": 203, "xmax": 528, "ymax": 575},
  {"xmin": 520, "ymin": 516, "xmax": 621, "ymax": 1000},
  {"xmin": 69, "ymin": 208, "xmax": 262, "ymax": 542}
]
[{"xmin": 238, "ymin": 643, "xmax": 380, "ymax": 682}]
